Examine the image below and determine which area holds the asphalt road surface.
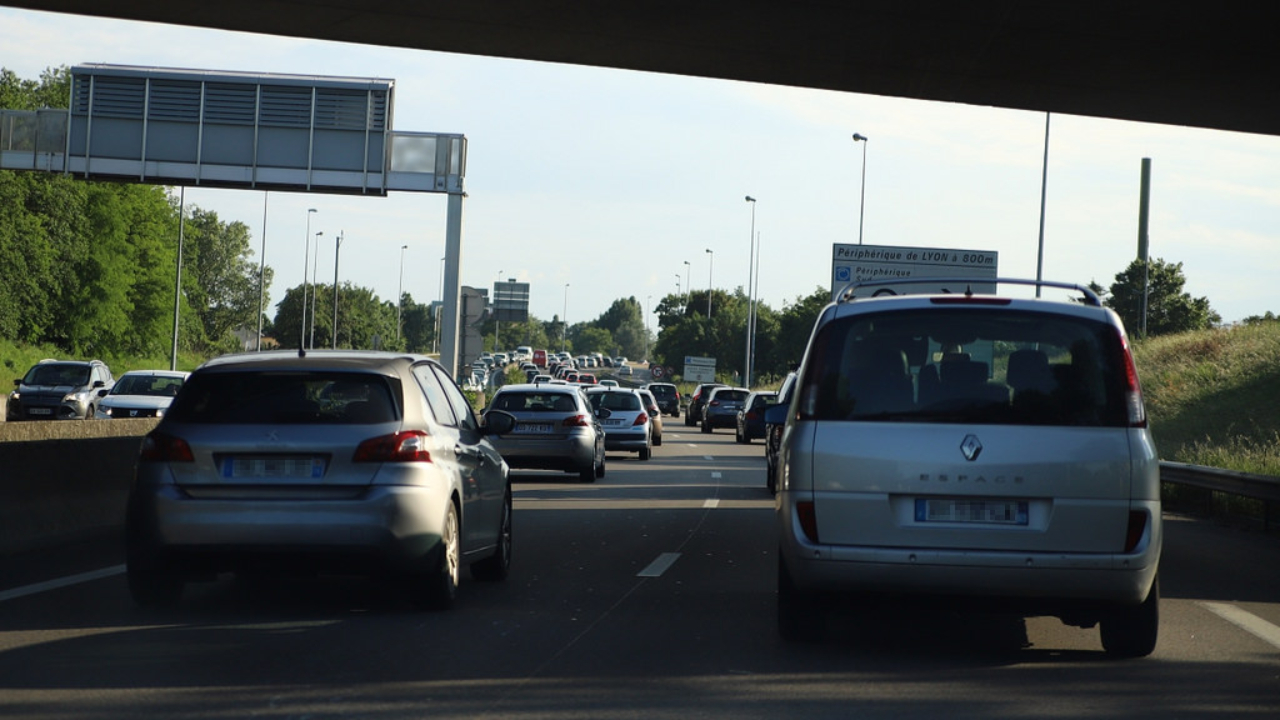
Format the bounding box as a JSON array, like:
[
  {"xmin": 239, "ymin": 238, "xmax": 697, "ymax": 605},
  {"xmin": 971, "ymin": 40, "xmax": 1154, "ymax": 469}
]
[{"xmin": 2, "ymin": 424, "xmax": 1279, "ymax": 719}]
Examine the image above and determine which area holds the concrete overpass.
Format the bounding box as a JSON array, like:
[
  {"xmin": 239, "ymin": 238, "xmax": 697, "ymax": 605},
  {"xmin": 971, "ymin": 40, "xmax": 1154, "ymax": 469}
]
[{"xmin": 4, "ymin": 2, "xmax": 1277, "ymax": 138}]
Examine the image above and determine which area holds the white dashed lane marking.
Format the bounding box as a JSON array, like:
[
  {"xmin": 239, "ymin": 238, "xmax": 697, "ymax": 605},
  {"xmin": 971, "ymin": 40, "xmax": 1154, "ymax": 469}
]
[
  {"xmin": 1200, "ymin": 601, "xmax": 1280, "ymax": 650},
  {"xmin": 637, "ymin": 553, "xmax": 682, "ymax": 578}
]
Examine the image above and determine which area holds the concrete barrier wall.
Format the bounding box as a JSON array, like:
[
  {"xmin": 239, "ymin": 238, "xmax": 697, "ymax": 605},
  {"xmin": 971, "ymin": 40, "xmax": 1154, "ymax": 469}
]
[{"xmin": 0, "ymin": 419, "xmax": 157, "ymax": 555}]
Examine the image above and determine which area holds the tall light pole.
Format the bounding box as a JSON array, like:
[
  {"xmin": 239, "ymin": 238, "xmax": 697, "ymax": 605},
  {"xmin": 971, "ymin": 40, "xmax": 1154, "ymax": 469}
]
[
  {"xmin": 494, "ymin": 269, "xmax": 503, "ymax": 352},
  {"xmin": 396, "ymin": 245, "xmax": 408, "ymax": 342},
  {"xmin": 434, "ymin": 256, "xmax": 445, "ymax": 354},
  {"xmin": 645, "ymin": 295, "xmax": 652, "ymax": 361},
  {"xmin": 675, "ymin": 273, "xmax": 682, "ymax": 301},
  {"xmin": 300, "ymin": 208, "xmax": 316, "ymax": 350},
  {"xmin": 683, "ymin": 260, "xmax": 691, "ymax": 307},
  {"xmin": 331, "ymin": 231, "xmax": 343, "ymax": 349},
  {"xmin": 561, "ymin": 283, "xmax": 570, "ymax": 353},
  {"xmin": 852, "ymin": 133, "xmax": 868, "ymax": 245},
  {"xmin": 705, "ymin": 248, "xmax": 714, "ymax": 320},
  {"xmin": 744, "ymin": 196, "xmax": 757, "ymax": 388},
  {"xmin": 309, "ymin": 231, "xmax": 322, "ymax": 349}
]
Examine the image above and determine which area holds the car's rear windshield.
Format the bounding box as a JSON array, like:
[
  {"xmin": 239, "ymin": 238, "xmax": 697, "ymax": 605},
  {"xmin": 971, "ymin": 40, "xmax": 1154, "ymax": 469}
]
[
  {"xmin": 648, "ymin": 385, "xmax": 675, "ymax": 397},
  {"xmin": 491, "ymin": 391, "xmax": 579, "ymax": 413},
  {"xmin": 797, "ymin": 308, "xmax": 1129, "ymax": 427},
  {"xmin": 166, "ymin": 371, "xmax": 400, "ymax": 424},
  {"xmin": 713, "ymin": 390, "xmax": 749, "ymax": 403},
  {"xmin": 589, "ymin": 392, "xmax": 642, "ymax": 412}
]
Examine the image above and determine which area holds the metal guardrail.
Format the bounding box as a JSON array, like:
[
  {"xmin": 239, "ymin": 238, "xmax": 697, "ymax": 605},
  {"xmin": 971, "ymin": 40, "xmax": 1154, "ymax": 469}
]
[{"xmin": 1160, "ymin": 461, "xmax": 1280, "ymax": 530}]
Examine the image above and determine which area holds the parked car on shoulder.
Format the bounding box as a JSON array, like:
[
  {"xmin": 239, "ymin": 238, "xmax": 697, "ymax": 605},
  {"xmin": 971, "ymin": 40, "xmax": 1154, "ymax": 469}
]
[
  {"xmin": 96, "ymin": 370, "xmax": 189, "ymax": 419},
  {"xmin": 125, "ymin": 350, "xmax": 518, "ymax": 610},
  {"xmin": 773, "ymin": 278, "xmax": 1161, "ymax": 658},
  {"xmin": 8, "ymin": 359, "xmax": 114, "ymax": 421}
]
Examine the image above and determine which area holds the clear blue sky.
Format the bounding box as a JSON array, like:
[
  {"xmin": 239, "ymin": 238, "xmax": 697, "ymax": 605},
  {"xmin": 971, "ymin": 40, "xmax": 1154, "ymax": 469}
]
[{"xmin": 5, "ymin": 7, "xmax": 1279, "ymax": 329}]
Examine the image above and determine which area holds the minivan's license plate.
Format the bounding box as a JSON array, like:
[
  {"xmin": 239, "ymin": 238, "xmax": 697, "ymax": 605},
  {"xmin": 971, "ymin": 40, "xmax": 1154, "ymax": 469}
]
[{"xmin": 915, "ymin": 498, "xmax": 1028, "ymax": 525}]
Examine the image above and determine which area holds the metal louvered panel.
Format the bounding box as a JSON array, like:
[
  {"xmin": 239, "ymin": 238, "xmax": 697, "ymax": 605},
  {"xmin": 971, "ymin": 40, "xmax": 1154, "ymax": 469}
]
[
  {"xmin": 369, "ymin": 90, "xmax": 388, "ymax": 131},
  {"xmin": 203, "ymin": 83, "xmax": 257, "ymax": 125},
  {"xmin": 71, "ymin": 75, "xmax": 92, "ymax": 115},
  {"xmin": 314, "ymin": 89, "xmax": 369, "ymax": 130},
  {"xmin": 91, "ymin": 76, "xmax": 146, "ymax": 119},
  {"xmin": 259, "ymin": 86, "xmax": 313, "ymax": 128},
  {"xmin": 148, "ymin": 80, "xmax": 202, "ymax": 122}
]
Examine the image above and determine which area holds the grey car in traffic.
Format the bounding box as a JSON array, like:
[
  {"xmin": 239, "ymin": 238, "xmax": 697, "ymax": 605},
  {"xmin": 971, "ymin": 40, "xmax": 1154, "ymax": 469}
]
[{"xmin": 125, "ymin": 350, "xmax": 517, "ymax": 610}]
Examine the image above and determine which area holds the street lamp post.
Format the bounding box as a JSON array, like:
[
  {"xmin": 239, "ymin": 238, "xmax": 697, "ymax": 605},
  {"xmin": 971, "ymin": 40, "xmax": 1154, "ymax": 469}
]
[
  {"xmin": 256, "ymin": 191, "xmax": 269, "ymax": 351},
  {"xmin": 744, "ymin": 196, "xmax": 757, "ymax": 387},
  {"xmin": 434, "ymin": 256, "xmax": 444, "ymax": 354},
  {"xmin": 300, "ymin": 208, "xmax": 316, "ymax": 350},
  {"xmin": 852, "ymin": 133, "xmax": 868, "ymax": 245},
  {"xmin": 494, "ymin": 269, "xmax": 503, "ymax": 352},
  {"xmin": 396, "ymin": 245, "xmax": 408, "ymax": 342},
  {"xmin": 645, "ymin": 295, "xmax": 651, "ymax": 361},
  {"xmin": 705, "ymin": 248, "xmax": 714, "ymax": 320},
  {"xmin": 562, "ymin": 283, "xmax": 570, "ymax": 353},
  {"xmin": 675, "ymin": 273, "xmax": 682, "ymax": 301},
  {"xmin": 309, "ymin": 231, "xmax": 323, "ymax": 349},
  {"xmin": 683, "ymin": 260, "xmax": 691, "ymax": 307},
  {"xmin": 331, "ymin": 231, "xmax": 343, "ymax": 349}
]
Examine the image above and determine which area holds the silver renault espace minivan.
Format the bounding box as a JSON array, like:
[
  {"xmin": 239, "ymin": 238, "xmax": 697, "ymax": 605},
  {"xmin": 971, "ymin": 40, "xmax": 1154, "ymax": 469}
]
[{"xmin": 774, "ymin": 279, "xmax": 1161, "ymax": 657}]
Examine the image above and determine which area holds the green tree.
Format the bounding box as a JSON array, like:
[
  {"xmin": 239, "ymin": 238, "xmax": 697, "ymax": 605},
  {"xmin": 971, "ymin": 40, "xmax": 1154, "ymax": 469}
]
[
  {"xmin": 183, "ymin": 208, "xmax": 269, "ymax": 353},
  {"xmin": 1104, "ymin": 258, "xmax": 1220, "ymax": 336}
]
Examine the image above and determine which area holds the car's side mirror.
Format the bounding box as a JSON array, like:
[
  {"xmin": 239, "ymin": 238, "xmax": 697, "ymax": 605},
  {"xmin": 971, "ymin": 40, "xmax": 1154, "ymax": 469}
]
[
  {"xmin": 482, "ymin": 409, "xmax": 517, "ymax": 436},
  {"xmin": 764, "ymin": 403, "xmax": 790, "ymax": 426},
  {"xmin": 97, "ymin": 389, "xmax": 109, "ymax": 398}
]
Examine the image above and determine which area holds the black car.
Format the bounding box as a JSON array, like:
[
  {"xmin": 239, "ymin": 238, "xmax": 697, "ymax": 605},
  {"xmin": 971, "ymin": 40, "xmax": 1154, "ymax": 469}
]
[
  {"xmin": 643, "ymin": 382, "xmax": 681, "ymax": 417},
  {"xmin": 764, "ymin": 372, "xmax": 797, "ymax": 494},
  {"xmin": 683, "ymin": 382, "xmax": 725, "ymax": 427}
]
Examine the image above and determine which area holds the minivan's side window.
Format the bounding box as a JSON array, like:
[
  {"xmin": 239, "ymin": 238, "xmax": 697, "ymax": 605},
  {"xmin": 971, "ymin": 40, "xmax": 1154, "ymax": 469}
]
[{"xmin": 412, "ymin": 364, "xmax": 455, "ymax": 427}]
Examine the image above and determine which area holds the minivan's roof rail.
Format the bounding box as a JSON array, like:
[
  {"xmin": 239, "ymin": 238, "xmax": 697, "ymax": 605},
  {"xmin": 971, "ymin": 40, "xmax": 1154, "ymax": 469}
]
[{"xmin": 835, "ymin": 277, "xmax": 1102, "ymax": 307}]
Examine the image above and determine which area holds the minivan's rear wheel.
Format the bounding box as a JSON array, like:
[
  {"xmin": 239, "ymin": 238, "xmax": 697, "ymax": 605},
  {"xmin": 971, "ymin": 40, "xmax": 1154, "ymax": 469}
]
[
  {"xmin": 471, "ymin": 488, "xmax": 512, "ymax": 581},
  {"xmin": 1100, "ymin": 577, "xmax": 1159, "ymax": 657},
  {"xmin": 777, "ymin": 555, "xmax": 825, "ymax": 642},
  {"xmin": 408, "ymin": 503, "xmax": 459, "ymax": 610}
]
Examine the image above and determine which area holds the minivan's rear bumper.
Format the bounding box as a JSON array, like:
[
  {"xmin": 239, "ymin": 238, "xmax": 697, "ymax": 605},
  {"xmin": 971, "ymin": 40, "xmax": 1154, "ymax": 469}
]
[{"xmin": 779, "ymin": 496, "xmax": 1161, "ymax": 607}]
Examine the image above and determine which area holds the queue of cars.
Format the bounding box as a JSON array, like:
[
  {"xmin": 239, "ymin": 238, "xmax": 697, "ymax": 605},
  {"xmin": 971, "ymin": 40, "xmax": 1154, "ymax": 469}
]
[{"xmin": 30, "ymin": 282, "xmax": 1163, "ymax": 657}]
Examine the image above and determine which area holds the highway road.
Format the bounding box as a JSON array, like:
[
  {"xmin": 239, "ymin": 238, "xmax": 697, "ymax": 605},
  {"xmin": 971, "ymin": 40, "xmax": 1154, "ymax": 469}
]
[{"xmin": 2, "ymin": 424, "xmax": 1279, "ymax": 719}]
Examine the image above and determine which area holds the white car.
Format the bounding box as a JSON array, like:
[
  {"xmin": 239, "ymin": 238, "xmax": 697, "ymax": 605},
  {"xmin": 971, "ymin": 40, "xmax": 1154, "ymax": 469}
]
[
  {"xmin": 95, "ymin": 370, "xmax": 189, "ymax": 419},
  {"xmin": 774, "ymin": 278, "xmax": 1162, "ymax": 657}
]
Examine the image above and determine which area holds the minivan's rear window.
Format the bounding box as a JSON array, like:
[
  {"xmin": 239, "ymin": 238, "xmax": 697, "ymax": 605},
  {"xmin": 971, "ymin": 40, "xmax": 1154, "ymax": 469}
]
[
  {"xmin": 167, "ymin": 371, "xmax": 400, "ymax": 424},
  {"xmin": 797, "ymin": 308, "xmax": 1128, "ymax": 426}
]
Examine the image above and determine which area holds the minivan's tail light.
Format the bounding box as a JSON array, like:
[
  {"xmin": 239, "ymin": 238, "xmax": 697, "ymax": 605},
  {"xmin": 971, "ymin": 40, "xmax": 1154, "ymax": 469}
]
[
  {"xmin": 562, "ymin": 414, "xmax": 591, "ymax": 427},
  {"xmin": 632, "ymin": 412, "xmax": 648, "ymax": 426},
  {"xmin": 1119, "ymin": 332, "xmax": 1147, "ymax": 428},
  {"xmin": 796, "ymin": 501, "xmax": 820, "ymax": 544},
  {"xmin": 354, "ymin": 430, "xmax": 431, "ymax": 463},
  {"xmin": 1124, "ymin": 510, "xmax": 1148, "ymax": 553},
  {"xmin": 139, "ymin": 432, "xmax": 194, "ymax": 462}
]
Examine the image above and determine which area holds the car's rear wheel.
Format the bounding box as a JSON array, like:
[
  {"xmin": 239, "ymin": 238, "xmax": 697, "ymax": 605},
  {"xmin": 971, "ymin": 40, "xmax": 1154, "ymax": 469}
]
[
  {"xmin": 639, "ymin": 445, "xmax": 651, "ymax": 461},
  {"xmin": 777, "ymin": 555, "xmax": 824, "ymax": 642},
  {"xmin": 407, "ymin": 503, "xmax": 459, "ymax": 610},
  {"xmin": 1100, "ymin": 577, "xmax": 1159, "ymax": 657},
  {"xmin": 471, "ymin": 488, "xmax": 512, "ymax": 581}
]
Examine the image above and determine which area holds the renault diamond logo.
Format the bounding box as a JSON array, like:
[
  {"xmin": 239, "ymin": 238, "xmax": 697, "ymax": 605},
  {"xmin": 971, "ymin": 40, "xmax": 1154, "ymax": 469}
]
[{"xmin": 960, "ymin": 434, "xmax": 983, "ymax": 461}]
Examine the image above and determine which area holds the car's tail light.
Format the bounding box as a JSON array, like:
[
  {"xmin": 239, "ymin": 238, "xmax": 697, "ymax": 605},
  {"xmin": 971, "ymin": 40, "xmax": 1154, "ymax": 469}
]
[
  {"xmin": 1119, "ymin": 332, "xmax": 1147, "ymax": 428},
  {"xmin": 354, "ymin": 430, "xmax": 431, "ymax": 463},
  {"xmin": 1124, "ymin": 510, "xmax": 1148, "ymax": 553},
  {"xmin": 796, "ymin": 501, "xmax": 819, "ymax": 543},
  {"xmin": 709, "ymin": 400, "xmax": 720, "ymax": 407},
  {"xmin": 139, "ymin": 432, "xmax": 194, "ymax": 462},
  {"xmin": 632, "ymin": 412, "xmax": 648, "ymax": 426},
  {"xmin": 562, "ymin": 414, "xmax": 591, "ymax": 427}
]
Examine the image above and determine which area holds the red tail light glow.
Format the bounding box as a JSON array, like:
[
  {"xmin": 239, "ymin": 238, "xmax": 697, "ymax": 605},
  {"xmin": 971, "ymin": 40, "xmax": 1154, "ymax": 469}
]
[
  {"xmin": 562, "ymin": 414, "xmax": 591, "ymax": 427},
  {"xmin": 1125, "ymin": 510, "xmax": 1148, "ymax": 553},
  {"xmin": 632, "ymin": 412, "xmax": 648, "ymax": 426},
  {"xmin": 1119, "ymin": 332, "xmax": 1147, "ymax": 428},
  {"xmin": 139, "ymin": 432, "xmax": 194, "ymax": 462},
  {"xmin": 796, "ymin": 501, "xmax": 819, "ymax": 543},
  {"xmin": 354, "ymin": 430, "xmax": 431, "ymax": 463}
]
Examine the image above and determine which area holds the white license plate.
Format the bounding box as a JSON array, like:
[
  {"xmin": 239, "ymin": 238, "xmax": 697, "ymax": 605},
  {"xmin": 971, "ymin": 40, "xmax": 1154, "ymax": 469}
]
[
  {"xmin": 28, "ymin": 407, "xmax": 53, "ymax": 415},
  {"xmin": 915, "ymin": 498, "xmax": 1028, "ymax": 525},
  {"xmin": 604, "ymin": 419, "xmax": 624, "ymax": 426},
  {"xmin": 520, "ymin": 423, "xmax": 552, "ymax": 434},
  {"xmin": 222, "ymin": 456, "xmax": 326, "ymax": 479}
]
